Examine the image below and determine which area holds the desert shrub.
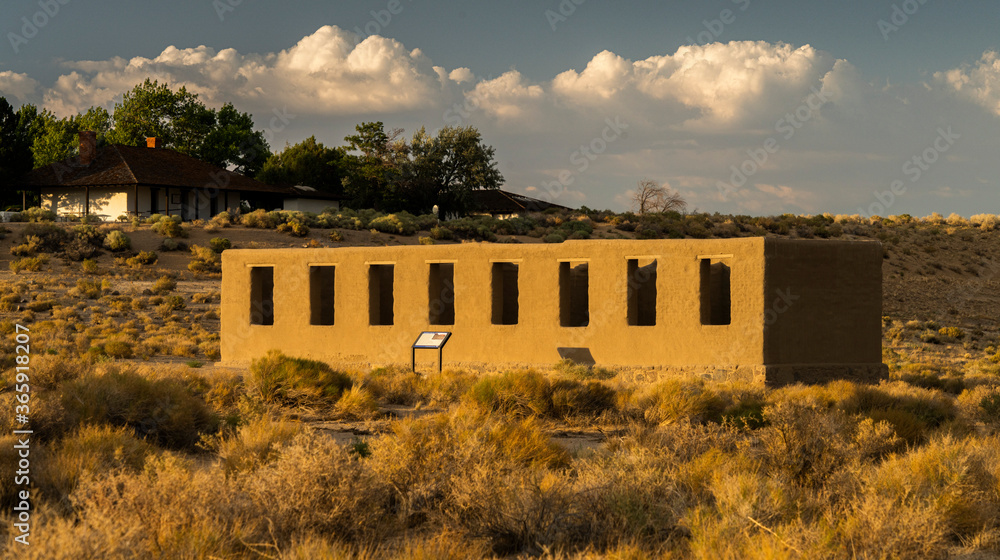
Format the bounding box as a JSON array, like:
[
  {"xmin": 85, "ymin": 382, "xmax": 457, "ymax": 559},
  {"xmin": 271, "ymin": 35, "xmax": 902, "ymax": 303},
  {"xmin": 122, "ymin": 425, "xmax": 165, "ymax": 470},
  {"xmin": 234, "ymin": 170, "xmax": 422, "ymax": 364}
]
[
  {"xmin": 208, "ymin": 237, "xmax": 231, "ymax": 253},
  {"xmin": 241, "ymin": 209, "xmax": 278, "ymax": 229},
  {"xmin": 69, "ymin": 279, "xmax": 103, "ymax": 299},
  {"xmin": 430, "ymin": 225, "xmax": 454, "ymax": 240},
  {"xmin": 61, "ymin": 367, "xmax": 219, "ymax": 449},
  {"xmin": 36, "ymin": 424, "xmax": 155, "ymax": 502},
  {"xmin": 103, "ymin": 230, "xmax": 131, "ymax": 251},
  {"xmin": 241, "ymin": 431, "xmax": 392, "ymax": 543},
  {"xmin": 21, "ymin": 223, "xmax": 70, "ymax": 252},
  {"xmin": 210, "ymin": 211, "xmax": 233, "ymax": 227},
  {"xmin": 81, "ymin": 258, "xmax": 100, "ymax": 274},
  {"xmin": 246, "ymin": 350, "xmax": 352, "ymax": 406},
  {"xmin": 329, "ymin": 230, "xmax": 344, "ymax": 242},
  {"xmin": 159, "ymin": 237, "xmax": 183, "ymax": 251},
  {"xmin": 418, "ymin": 236, "xmax": 434, "ymax": 245},
  {"xmin": 151, "ymin": 216, "xmax": 187, "ymax": 238},
  {"xmin": 60, "ymin": 237, "xmax": 102, "ymax": 261},
  {"xmin": 334, "ymin": 386, "xmax": 380, "ymax": 420},
  {"xmin": 544, "ymin": 233, "xmax": 566, "ymax": 243},
  {"xmin": 550, "ymin": 379, "xmax": 616, "ymax": 418},
  {"xmin": 465, "ymin": 370, "xmax": 554, "ymax": 417},
  {"xmin": 152, "ymin": 275, "xmax": 176, "ymax": 295},
  {"xmin": 10, "ymin": 235, "xmax": 43, "ymax": 256},
  {"xmin": 215, "ymin": 416, "xmax": 300, "ymax": 475},
  {"xmin": 370, "ymin": 212, "xmax": 419, "ymax": 235},
  {"xmin": 629, "ymin": 378, "xmax": 726, "ymax": 424},
  {"xmin": 9, "ymin": 256, "xmax": 47, "ymax": 273},
  {"xmin": 188, "ymin": 245, "xmax": 221, "ymax": 274},
  {"xmin": 72, "ymin": 224, "xmax": 104, "ymax": 246},
  {"xmin": 102, "ymin": 340, "xmax": 134, "ymax": 359},
  {"xmin": 864, "ymin": 435, "xmax": 1000, "ymax": 541},
  {"xmin": 19, "ymin": 206, "xmax": 56, "ymax": 222},
  {"xmin": 939, "ymin": 326, "xmax": 966, "ymax": 340},
  {"xmin": 445, "ymin": 216, "xmax": 498, "ymax": 241},
  {"xmin": 124, "ymin": 250, "xmax": 157, "ymax": 267},
  {"xmin": 277, "ymin": 221, "xmax": 310, "ymax": 237}
]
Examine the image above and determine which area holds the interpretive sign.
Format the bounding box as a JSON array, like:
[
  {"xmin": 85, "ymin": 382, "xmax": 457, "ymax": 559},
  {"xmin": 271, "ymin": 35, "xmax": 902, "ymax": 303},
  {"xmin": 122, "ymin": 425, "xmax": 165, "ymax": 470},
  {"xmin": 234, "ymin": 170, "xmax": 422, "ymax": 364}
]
[{"xmin": 412, "ymin": 332, "xmax": 451, "ymax": 373}]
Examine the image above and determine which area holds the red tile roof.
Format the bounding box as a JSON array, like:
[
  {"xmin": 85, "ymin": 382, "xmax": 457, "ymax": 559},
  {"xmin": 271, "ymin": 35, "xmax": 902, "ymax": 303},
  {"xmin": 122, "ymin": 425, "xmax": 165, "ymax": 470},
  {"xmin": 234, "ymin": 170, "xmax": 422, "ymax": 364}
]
[{"xmin": 18, "ymin": 145, "xmax": 339, "ymax": 200}]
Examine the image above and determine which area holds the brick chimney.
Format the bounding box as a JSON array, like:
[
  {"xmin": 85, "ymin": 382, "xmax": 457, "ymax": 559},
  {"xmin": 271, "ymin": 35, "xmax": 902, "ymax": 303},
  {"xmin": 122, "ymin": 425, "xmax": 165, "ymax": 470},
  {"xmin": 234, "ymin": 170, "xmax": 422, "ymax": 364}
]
[
  {"xmin": 79, "ymin": 131, "xmax": 97, "ymax": 165},
  {"xmin": 146, "ymin": 137, "xmax": 161, "ymax": 149}
]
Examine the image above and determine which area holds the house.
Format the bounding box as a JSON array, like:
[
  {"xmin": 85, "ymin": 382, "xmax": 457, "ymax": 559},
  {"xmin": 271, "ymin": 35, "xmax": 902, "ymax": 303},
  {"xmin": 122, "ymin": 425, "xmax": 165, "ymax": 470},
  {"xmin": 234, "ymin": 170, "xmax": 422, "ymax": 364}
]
[
  {"xmin": 469, "ymin": 188, "xmax": 572, "ymax": 219},
  {"xmin": 220, "ymin": 238, "xmax": 886, "ymax": 386},
  {"xmin": 17, "ymin": 132, "xmax": 340, "ymax": 221}
]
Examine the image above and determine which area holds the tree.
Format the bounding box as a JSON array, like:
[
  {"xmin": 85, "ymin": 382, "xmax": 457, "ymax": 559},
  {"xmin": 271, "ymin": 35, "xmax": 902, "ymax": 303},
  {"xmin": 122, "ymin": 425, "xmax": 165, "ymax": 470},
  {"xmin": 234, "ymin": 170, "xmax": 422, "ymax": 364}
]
[
  {"xmin": 257, "ymin": 136, "xmax": 345, "ymax": 194},
  {"xmin": 107, "ymin": 80, "xmax": 268, "ymax": 175},
  {"xmin": 198, "ymin": 103, "xmax": 269, "ymax": 177},
  {"xmin": 0, "ymin": 98, "xmax": 37, "ymax": 207},
  {"xmin": 409, "ymin": 126, "xmax": 504, "ymax": 216},
  {"xmin": 632, "ymin": 179, "xmax": 686, "ymax": 214},
  {"xmin": 340, "ymin": 121, "xmax": 408, "ymax": 210},
  {"xmin": 30, "ymin": 106, "xmax": 111, "ymax": 168}
]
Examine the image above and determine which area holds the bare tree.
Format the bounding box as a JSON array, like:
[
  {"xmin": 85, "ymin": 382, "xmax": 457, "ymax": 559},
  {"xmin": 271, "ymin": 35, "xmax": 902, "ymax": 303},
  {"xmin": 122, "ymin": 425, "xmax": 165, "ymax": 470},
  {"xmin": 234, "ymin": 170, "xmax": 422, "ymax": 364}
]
[{"xmin": 631, "ymin": 179, "xmax": 686, "ymax": 214}]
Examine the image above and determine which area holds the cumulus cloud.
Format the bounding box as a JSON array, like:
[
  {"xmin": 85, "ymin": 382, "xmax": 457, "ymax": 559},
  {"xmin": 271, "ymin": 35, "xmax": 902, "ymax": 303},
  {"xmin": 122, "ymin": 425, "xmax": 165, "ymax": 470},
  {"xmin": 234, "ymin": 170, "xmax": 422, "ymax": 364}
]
[
  {"xmin": 35, "ymin": 26, "xmax": 448, "ymax": 117},
  {"xmin": 0, "ymin": 71, "xmax": 40, "ymax": 103},
  {"xmin": 935, "ymin": 51, "xmax": 1000, "ymax": 117}
]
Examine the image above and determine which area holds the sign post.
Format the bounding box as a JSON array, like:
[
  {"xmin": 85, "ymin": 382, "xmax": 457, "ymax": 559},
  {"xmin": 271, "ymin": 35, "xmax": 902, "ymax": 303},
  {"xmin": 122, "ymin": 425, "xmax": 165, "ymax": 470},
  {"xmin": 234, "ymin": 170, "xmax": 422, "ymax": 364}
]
[{"xmin": 412, "ymin": 331, "xmax": 451, "ymax": 373}]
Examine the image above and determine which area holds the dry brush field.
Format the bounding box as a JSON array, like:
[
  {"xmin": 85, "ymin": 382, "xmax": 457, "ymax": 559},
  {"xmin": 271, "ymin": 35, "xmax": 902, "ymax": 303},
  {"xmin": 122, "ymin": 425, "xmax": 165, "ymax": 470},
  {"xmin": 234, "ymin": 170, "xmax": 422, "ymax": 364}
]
[{"xmin": 0, "ymin": 209, "xmax": 999, "ymax": 559}]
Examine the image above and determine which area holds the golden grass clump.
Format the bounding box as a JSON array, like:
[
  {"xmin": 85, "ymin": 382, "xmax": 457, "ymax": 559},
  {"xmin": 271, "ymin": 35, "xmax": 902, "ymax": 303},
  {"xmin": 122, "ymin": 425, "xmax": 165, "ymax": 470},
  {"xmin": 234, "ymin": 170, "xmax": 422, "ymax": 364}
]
[
  {"xmin": 215, "ymin": 415, "xmax": 300, "ymax": 475},
  {"xmin": 246, "ymin": 350, "xmax": 353, "ymax": 407}
]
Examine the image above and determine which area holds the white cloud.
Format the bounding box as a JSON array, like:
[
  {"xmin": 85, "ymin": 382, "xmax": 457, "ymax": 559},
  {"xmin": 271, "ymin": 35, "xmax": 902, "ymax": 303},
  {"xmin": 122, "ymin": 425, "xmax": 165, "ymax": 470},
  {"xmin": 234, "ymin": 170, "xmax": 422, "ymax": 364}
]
[
  {"xmin": 7, "ymin": 32, "xmax": 1000, "ymax": 217},
  {"xmin": 36, "ymin": 26, "xmax": 444, "ymax": 117},
  {"xmin": 0, "ymin": 71, "xmax": 40, "ymax": 103},
  {"xmin": 935, "ymin": 51, "xmax": 1000, "ymax": 117}
]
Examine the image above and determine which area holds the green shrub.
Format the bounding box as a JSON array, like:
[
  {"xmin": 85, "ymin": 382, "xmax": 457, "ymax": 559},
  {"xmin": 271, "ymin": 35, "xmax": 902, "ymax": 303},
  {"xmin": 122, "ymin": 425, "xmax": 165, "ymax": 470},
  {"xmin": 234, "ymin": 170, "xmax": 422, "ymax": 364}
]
[
  {"xmin": 544, "ymin": 233, "xmax": 566, "ymax": 243},
  {"xmin": 125, "ymin": 251, "xmax": 158, "ymax": 267},
  {"xmin": 247, "ymin": 350, "xmax": 352, "ymax": 406},
  {"xmin": 10, "ymin": 256, "xmax": 48, "ymax": 273},
  {"xmin": 103, "ymin": 230, "xmax": 132, "ymax": 251},
  {"xmin": 430, "ymin": 226, "xmax": 454, "ymax": 240},
  {"xmin": 152, "ymin": 275, "xmax": 177, "ymax": 295},
  {"xmin": 209, "ymin": 237, "xmax": 231, "ymax": 253},
  {"xmin": 242, "ymin": 209, "xmax": 278, "ymax": 229},
  {"xmin": 152, "ymin": 217, "xmax": 187, "ymax": 238},
  {"xmin": 73, "ymin": 224, "xmax": 105, "ymax": 246},
  {"xmin": 71, "ymin": 279, "xmax": 103, "ymax": 299},
  {"xmin": 61, "ymin": 368, "xmax": 219, "ymax": 449},
  {"xmin": 21, "ymin": 206, "xmax": 56, "ymax": 222},
  {"xmin": 188, "ymin": 245, "xmax": 221, "ymax": 274},
  {"xmin": 160, "ymin": 237, "xmax": 181, "ymax": 251},
  {"xmin": 20, "ymin": 223, "xmax": 70, "ymax": 252},
  {"xmin": 370, "ymin": 212, "xmax": 419, "ymax": 235}
]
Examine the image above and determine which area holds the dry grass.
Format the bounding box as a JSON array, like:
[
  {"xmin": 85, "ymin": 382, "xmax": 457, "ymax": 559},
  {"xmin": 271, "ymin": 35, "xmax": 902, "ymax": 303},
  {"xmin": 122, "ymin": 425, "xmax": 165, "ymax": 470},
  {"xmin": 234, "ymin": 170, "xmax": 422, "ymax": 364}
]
[{"xmin": 3, "ymin": 219, "xmax": 1000, "ymax": 558}]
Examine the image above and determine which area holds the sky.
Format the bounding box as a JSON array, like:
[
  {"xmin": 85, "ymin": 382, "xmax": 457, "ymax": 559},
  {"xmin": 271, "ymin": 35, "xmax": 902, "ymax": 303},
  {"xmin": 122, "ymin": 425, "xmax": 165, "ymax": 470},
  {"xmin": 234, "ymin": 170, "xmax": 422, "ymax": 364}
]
[{"xmin": 1, "ymin": 0, "xmax": 999, "ymax": 217}]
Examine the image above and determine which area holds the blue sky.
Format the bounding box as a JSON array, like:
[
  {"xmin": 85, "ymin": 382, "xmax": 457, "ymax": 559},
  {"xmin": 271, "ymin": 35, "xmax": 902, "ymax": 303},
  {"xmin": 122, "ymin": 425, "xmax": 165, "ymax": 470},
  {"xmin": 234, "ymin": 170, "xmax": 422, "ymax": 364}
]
[{"xmin": 2, "ymin": 0, "xmax": 999, "ymax": 216}]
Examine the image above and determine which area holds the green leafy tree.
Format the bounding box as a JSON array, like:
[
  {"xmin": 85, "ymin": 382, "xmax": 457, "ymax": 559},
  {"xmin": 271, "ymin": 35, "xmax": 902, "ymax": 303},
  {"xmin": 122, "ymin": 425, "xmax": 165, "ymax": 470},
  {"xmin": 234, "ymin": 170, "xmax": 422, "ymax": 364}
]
[
  {"xmin": 341, "ymin": 121, "xmax": 409, "ymax": 210},
  {"xmin": 0, "ymin": 98, "xmax": 37, "ymax": 207},
  {"xmin": 30, "ymin": 106, "xmax": 111, "ymax": 168},
  {"xmin": 409, "ymin": 125, "xmax": 504, "ymax": 216},
  {"xmin": 257, "ymin": 136, "xmax": 345, "ymax": 193},
  {"xmin": 198, "ymin": 103, "xmax": 269, "ymax": 177},
  {"xmin": 107, "ymin": 80, "xmax": 268, "ymax": 175}
]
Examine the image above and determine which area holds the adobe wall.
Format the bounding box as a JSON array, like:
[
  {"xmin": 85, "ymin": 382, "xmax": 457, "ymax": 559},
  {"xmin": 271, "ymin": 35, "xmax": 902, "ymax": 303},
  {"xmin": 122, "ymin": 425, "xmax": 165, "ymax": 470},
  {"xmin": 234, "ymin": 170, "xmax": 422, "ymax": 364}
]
[
  {"xmin": 221, "ymin": 239, "xmax": 767, "ymax": 370},
  {"xmin": 219, "ymin": 238, "xmax": 884, "ymax": 385}
]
